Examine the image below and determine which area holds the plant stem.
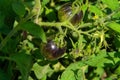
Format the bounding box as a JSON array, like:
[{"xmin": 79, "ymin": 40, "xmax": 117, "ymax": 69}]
[
  {"xmin": 0, "ymin": 56, "xmax": 11, "ymax": 60},
  {"xmin": 34, "ymin": 0, "xmax": 41, "ymax": 23},
  {"xmin": 40, "ymin": 21, "xmax": 78, "ymax": 31},
  {"xmin": 39, "ymin": 22, "xmax": 64, "ymax": 27},
  {"xmin": 0, "ymin": 34, "xmax": 3, "ymax": 41},
  {"xmin": 39, "ymin": 21, "xmax": 92, "ymax": 36},
  {"xmin": 85, "ymin": 28, "xmax": 97, "ymax": 33},
  {"xmin": 80, "ymin": 31, "xmax": 92, "ymax": 37},
  {"xmin": 0, "ymin": 26, "xmax": 19, "ymax": 50},
  {"xmin": 78, "ymin": 23, "xmax": 92, "ymax": 29},
  {"xmin": 57, "ymin": 26, "xmax": 64, "ymax": 34}
]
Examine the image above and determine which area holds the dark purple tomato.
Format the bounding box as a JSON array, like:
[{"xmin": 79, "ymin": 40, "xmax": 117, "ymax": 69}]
[
  {"xmin": 58, "ymin": 2, "xmax": 83, "ymax": 26},
  {"xmin": 41, "ymin": 40, "xmax": 65, "ymax": 60}
]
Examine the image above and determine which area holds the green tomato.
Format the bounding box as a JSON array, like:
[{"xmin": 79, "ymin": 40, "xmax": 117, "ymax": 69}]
[{"xmin": 58, "ymin": 2, "xmax": 83, "ymax": 25}]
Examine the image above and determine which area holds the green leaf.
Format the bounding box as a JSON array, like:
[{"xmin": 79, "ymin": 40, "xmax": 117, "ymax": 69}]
[
  {"xmin": 77, "ymin": 66, "xmax": 88, "ymax": 80},
  {"xmin": 45, "ymin": 8, "xmax": 57, "ymax": 21},
  {"xmin": 66, "ymin": 61, "xmax": 85, "ymax": 70},
  {"xmin": 85, "ymin": 50, "xmax": 113, "ymax": 67},
  {"xmin": 113, "ymin": 36, "xmax": 120, "ymax": 51},
  {"xmin": 107, "ymin": 52, "xmax": 120, "ymax": 64},
  {"xmin": 12, "ymin": 1, "xmax": 26, "ymax": 17},
  {"xmin": 89, "ymin": 5, "xmax": 103, "ymax": 16},
  {"xmin": 41, "ymin": 75, "xmax": 47, "ymax": 80},
  {"xmin": 0, "ymin": 12, "xmax": 5, "ymax": 28},
  {"xmin": 115, "ymin": 66, "xmax": 120, "ymax": 75},
  {"xmin": 107, "ymin": 22, "xmax": 120, "ymax": 34},
  {"xmin": 0, "ymin": 69, "xmax": 9, "ymax": 80},
  {"xmin": 61, "ymin": 61, "xmax": 86, "ymax": 80},
  {"xmin": 77, "ymin": 69, "xmax": 85, "ymax": 80},
  {"xmin": 101, "ymin": 0, "xmax": 119, "ymax": 11},
  {"xmin": 0, "ymin": 12, "xmax": 11, "ymax": 34},
  {"xmin": 81, "ymin": 4, "xmax": 88, "ymax": 16},
  {"xmin": 60, "ymin": 0, "xmax": 70, "ymax": 1},
  {"xmin": 112, "ymin": 12, "xmax": 120, "ymax": 19},
  {"xmin": 61, "ymin": 70, "xmax": 76, "ymax": 80},
  {"xmin": 42, "ymin": 0, "xmax": 50, "ymax": 6},
  {"xmin": 20, "ymin": 22, "xmax": 47, "ymax": 43},
  {"xmin": 10, "ymin": 51, "xmax": 33, "ymax": 80},
  {"xmin": 93, "ymin": 77, "xmax": 100, "ymax": 80},
  {"xmin": 2, "ymin": 38, "xmax": 19, "ymax": 53},
  {"xmin": 32, "ymin": 63, "xmax": 53, "ymax": 79},
  {"xmin": 94, "ymin": 67, "xmax": 104, "ymax": 77},
  {"xmin": 0, "ymin": 0, "xmax": 15, "ymax": 16}
]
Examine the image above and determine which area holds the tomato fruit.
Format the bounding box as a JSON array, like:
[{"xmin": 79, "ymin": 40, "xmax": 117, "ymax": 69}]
[
  {"xmin": 41, "ymin": 40, "xmax": 65, "ymax": 60},
  {"xmin": 58, "ymin": 2, "xmax": 83, "ymax": 25}
]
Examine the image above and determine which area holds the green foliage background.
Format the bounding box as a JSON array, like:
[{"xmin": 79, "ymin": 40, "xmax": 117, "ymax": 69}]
[{"xmin": 0, "ymin": 0, "xmax": 120, "ymax": 80}]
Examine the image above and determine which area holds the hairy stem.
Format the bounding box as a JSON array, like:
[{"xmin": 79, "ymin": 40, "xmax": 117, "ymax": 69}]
[
  {"xmin": 0, "ymin": 26, "xmax": 19, "ymax": 50},
  {"xmin": 34, "ymin": 0, "xmax": 41, "ymax": 23}
]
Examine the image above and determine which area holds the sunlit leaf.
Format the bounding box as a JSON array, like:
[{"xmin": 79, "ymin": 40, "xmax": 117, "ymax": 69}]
[
  {"xmin": 85, "ymin": 50, "xmax": 113, "ymax": 67},
  {"xmin": 61, "ymin": 61, "xmax": 85, "ymax": 80},
  {"xmin": 107, "ymin": 52, "xmax": 120, "ymax": 64},
  {"xmin": 115, "ymin": 66, "xmax": 120, "ymax": 75},
  {"xmin": 32, "ymin": 63, "xmax": 53, "ymax": 79},
  {"xmin": 60, "ymin": 0, "xmax": 70, "ymax": 1},
  {"xmin": 108, "ymin": 22, "xmax": 120, "ymax": 34},
  {"xmin": 89, "ymin": 5, "xmax": 103, "ymax": 16},
  {"xmin": 77, "ymin": 66, "xmax": 88, "ymax": 80},
  {"xmin": 42, "ymin": 0, "xmax": 50, "ymax": 6},
  {"xmin": 101, "ymin": 0, "xmax": 119, "ymax": 11},
  {"xmin": 112, "ymin": 12, "xmax": 120, "ymax": 19},
  {"xmin": 94, "ymin": 67, "xmax": 104, "ymax": 77},
  {"xmin": 61, "ymin": 70, "xmax": 76, "ymax": 80}
]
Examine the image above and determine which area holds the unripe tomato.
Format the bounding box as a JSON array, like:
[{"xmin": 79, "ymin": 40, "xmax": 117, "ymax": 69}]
[
  {"xmin": 58, "ymin": 3, "xmax": 83, "ymax": 25},
  {"xmin": 41, "ymin": 40, "xmax": 65, "ymax": 60}
]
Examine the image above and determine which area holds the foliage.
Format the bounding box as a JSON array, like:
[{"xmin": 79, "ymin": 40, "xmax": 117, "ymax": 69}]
[{"xmin": 0, "ymin": 0, "xmax": 120, "ymax": 80}]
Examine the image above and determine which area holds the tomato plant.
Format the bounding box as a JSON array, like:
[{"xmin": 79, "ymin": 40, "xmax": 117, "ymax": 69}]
[{"xmin": 0, "ymin": 0, "xmax": 120, "ymax": 80}]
